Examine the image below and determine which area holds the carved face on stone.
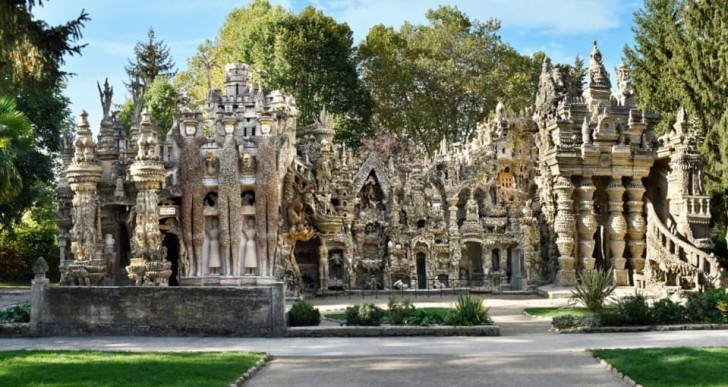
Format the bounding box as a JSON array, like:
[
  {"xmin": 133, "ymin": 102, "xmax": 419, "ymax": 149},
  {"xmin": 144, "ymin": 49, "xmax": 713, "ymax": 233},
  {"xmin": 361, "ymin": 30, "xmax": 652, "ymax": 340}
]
[{"xmin": 185, "ymin": 124, "xmax": 196, "ymax": 136}]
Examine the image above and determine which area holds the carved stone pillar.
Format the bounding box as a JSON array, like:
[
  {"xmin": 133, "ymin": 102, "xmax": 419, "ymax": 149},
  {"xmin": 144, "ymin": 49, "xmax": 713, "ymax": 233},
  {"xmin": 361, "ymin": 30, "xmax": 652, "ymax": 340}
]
[
  {"xmin": 577, "ymin": 176, "xmax": 598, "ymax": 271},
  {"xmin": 319, "ymin": 241, "xmax": 329, "ymax": 292},
  {"xmin": 66, "ymin": 111, "xmax": 104, "ymax": 286},
  {"xmin": 607, "ymin": 178, "xmax": 628, "ymax": 285},
  {"xmin": 554, "ymin": 176, "xmax": 576, "ymax": 285},
  {"xmin": 626, "ymin": 179, "xmax": 647, "ymax": 275},
  {"xmin": 126, "ymin": 111, "xmax": 170, "ymax": 286}
]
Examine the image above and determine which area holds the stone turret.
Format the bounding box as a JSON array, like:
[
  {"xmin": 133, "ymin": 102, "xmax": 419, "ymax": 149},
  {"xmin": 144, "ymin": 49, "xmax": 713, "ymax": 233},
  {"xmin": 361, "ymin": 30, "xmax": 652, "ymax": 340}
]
[{"xmin": 583, "ymin": 41, "xmax": 611, "ymax": 106}]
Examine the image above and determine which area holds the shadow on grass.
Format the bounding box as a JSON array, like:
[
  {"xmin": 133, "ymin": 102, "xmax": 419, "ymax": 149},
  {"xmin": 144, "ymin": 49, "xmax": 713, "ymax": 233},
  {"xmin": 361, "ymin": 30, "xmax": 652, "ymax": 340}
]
[{"xmin": 0, "ymin": 350, "xmax": 264, "ymax": 387}]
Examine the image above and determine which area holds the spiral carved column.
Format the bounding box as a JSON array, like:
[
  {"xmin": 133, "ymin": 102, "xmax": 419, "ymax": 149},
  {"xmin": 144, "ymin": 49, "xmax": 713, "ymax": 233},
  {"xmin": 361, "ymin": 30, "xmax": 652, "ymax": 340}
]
[
  {"xmin": 554, "ymin": 176, "xmax": 576, "ymax": 285},
  {"xmin": 577, "ymin": 176, "xmax": 598, "ymax": 271},
  {"xmin": 626, "ymin": 179, "xmax": 646, "ymax": 276},
  {"xmin": 607, "ymin": 178, "xmax": 629, "ymax": 285}
]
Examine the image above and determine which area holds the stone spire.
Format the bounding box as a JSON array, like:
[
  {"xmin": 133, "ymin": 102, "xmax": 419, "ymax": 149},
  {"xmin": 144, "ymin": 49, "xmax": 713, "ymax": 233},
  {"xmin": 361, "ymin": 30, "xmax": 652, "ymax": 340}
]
[{"xmin": 583, "ymin": 41, "xmax": 611, "ymax": 104}]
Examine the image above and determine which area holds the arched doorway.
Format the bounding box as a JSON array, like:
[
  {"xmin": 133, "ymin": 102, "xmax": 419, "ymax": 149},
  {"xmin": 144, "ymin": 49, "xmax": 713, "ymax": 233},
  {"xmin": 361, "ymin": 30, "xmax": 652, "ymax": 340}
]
[{"xmin": 466, "ymin": 242, "xmax": 483, "ymax": 286}]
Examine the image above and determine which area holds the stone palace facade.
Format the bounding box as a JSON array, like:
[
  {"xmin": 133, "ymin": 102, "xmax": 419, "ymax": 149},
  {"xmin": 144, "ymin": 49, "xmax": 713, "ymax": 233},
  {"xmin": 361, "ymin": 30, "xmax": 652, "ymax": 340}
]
[{"xmin": 55, "ymin": 43, "xmax": 724, "ymax": 294}]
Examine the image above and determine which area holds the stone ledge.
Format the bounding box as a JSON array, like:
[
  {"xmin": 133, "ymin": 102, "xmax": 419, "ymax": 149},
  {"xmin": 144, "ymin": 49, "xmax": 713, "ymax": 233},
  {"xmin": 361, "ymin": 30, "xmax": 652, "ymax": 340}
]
[
  {"xmin": 286, "ymin": 325, "xmax": 500, "ymax": 337},
  {"xmin": 230, "ymin": 354, "xmax": 270, "ymax": 387},
  {"xmin": 0, "ymin": 323, "xmax": 31, "ymax": 337},
  {"xmin": 554, "ymin": 323, "xmax": 728, "ymax": 334},
  {"xmin": 590, "ymin": 351, "xmax": 643, "ymax": 387}
]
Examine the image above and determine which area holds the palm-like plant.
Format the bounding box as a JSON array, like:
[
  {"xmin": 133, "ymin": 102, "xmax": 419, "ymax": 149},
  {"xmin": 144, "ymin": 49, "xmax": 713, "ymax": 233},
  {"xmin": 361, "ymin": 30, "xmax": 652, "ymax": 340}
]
[
  {"xmin": 569, "ymin": 268, "xmax": 616, "ymax": 312},
  {"xmin": 0, "ymin": 96, "xmax": 31, "ymax": 203}
]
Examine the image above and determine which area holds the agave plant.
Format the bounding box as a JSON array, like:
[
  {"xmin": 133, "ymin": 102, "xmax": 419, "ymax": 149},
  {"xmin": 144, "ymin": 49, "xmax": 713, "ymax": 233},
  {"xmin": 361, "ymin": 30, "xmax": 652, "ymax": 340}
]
[
  {"xmin": 569, "ymin": 269, "xmax": 616, "ymax": 312},
  {"xmin": 444, "ymin": 294, "xmax": 492, "ymax": 326}
]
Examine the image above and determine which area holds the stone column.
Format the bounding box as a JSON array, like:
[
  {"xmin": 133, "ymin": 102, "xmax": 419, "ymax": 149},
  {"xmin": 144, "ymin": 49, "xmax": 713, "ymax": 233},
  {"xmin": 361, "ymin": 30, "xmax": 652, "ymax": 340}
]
[
  {"xmin": 126, "ymin": 110, "xmax": 170, "ymax": 286},
  {"xmin": 607, "ymin": 178, "xmax": 629, "ymax": 285},
  {"xmin": 319, "ymin": 241, "xmax": 329, "ymax": 292},
  {"xmin": 66, "ymin": 111, "xmax": 104, "ymax": 286},
  {"xmin": 554, "ymin": 176, "xmax": 576, "ymax": 285},
  {"xmin": 577, "ymin": 176, "xmax": 598, "ymax": 271},
  {"xmin": 30, "ymin": 258, "xmax": 49, "ymax": 335},
  {"xmin": 626, "ymin": 179, "xmax": 647, "ymax": 276}
]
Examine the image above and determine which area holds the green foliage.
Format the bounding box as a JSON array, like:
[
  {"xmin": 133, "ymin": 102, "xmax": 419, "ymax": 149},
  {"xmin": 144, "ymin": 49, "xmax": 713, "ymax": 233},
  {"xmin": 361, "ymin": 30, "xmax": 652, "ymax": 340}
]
[
  {"xmin": 569, "ymin": 269, "xmax": 616, "ymax": 312},
  {"xmin": 685, "ymin": 288, "xmax": 728, "ymax": 323},
  {"xmin": 0, "ymin": 96, "xmax": 31, "ymax": 203},
  {"xmin": 387, "ymin": 296, "xmax": 416, "ymax": 325},
  {"xmin": 344, "ymin": 303, "xmax": 385, "ymax": 326},
  {"xmin": 286, "ymin": 300, "xmax": 321, "ymax": 327},
  {"xmin": 524, "ymin": 307, "xmax": 588, "ymax": 318},
  {"xmin": 593, "ymin": 347, "xmax": 728, "ymax": 387},
  {"xmin": 443, "ymin": 294, "xmax": 492, "ymax": 326},
  {"xmin": 651, "ymin": 298, "xmax": 688, "ymax": 324},
  {"xmin": 0, "ymin": 303, "xmax": 30, "ymax": 323},
  {"xmin": 357, "ymin": 6, "xmax": 542, "ymax": 155},
  {"xmin": 125, "ymin": 28, "xmax": 176, "ymax": 90},
  {"xmin": 613, "ymin": 294, "xmax": 652, "ymax": 326},
  {"xmin": 0, "ymin": 350, "xmax": 265, "ymax": 387},
  {"xmin": 0, "ymin": 208, "xmax": 59, "ymax": 282},
  {"xmin": 551, "ymin": 314, "xmax": 578, "ymax": 329},
  {"xmin": 175, "ymin": 0, "xmax": 371, "ymax": 147}
]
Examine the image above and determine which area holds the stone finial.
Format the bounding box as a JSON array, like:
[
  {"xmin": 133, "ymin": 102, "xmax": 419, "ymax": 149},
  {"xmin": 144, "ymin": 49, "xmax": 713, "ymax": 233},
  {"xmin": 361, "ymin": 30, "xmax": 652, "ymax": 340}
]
[
  {"xmin": 78, "ymin": 110, "xmax": 91, "ymax": 134},
  {"xmin": 32, "ymin": 257, "xmax": 49, "ymax": 280}
]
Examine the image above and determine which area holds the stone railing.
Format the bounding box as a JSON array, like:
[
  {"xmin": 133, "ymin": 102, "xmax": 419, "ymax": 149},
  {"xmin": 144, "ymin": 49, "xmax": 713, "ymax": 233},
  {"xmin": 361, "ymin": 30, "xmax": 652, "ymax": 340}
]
[
  {"xmin": 645, "ymin": 197, "xmax": 723, "ymax": 289},
  {"xmin": 683, "ymin": 195, "xmax": 711, "ymax": 218}
]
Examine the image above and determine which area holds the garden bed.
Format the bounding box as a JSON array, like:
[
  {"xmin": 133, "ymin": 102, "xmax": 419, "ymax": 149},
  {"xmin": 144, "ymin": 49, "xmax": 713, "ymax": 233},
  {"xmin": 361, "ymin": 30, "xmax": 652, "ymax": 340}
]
[{"xmin": 287, "ymin": 324, "xmax": 500, "ymax": 337}]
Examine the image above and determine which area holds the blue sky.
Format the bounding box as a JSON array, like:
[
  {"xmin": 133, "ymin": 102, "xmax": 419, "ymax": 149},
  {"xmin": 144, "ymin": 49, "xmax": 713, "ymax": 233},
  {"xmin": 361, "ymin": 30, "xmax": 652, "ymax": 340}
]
[{"xmin": 34, "ymin": 0, "xmax": 643, "ymax": 130}]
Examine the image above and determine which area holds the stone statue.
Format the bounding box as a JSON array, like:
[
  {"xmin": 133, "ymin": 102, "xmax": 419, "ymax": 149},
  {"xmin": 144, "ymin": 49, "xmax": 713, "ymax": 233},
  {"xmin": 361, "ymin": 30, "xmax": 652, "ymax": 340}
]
[
  {"xmin": 242, "ymin": 218, "xmax": 258, "ymax": 275},
  {"xmin": 97, "ymin": 78, "xmax": 113, "ymax": 122},
  {"xmin": 206, "ymin": 217, "xmax": 221, "ymax": 275}
]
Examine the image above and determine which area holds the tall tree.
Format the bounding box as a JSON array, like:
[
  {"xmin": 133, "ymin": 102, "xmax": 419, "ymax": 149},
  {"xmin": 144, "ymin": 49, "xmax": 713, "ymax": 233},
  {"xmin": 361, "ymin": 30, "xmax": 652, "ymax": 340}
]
[
  {"xmin": 625, "ymin": 0, "xmax": 728, "ymax": 239},
  {"xmin": 358, "ymin": 6, "xmax": 541, "ymax": 155},
  {"xmin": 174, "ymin": 0, "xmax": 371, "ymax": 146},
  {"xmin": 125, "ymin": 28, "xmax": 176, "ymax": 92},
  {"xmin": 0, "ymin": 97, "xmax": 31, "ymax": 203},
  {"xmin": 0, "ymin": 0, "xmax": 87, "ymax": 226}
]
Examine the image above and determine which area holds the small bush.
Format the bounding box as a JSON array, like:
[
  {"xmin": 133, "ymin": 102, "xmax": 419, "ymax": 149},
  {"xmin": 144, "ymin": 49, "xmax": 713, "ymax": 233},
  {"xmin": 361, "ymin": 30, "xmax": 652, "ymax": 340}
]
[
  {"xmin": 570, "ymin": 269, "xmax": 615, "ymax": 312},
  {"xmin": 685, "ymin": 289, "xmax": 728, "ymax": 323},
  {"xmin": 287, "ymin": 300, "xmax": 320, "ymax": 327},
  {"xmin": 578, "ymin": 312, "xmax": 603, "ymax": 328},
  {"xmin": 651, "ymin": 298, "xmax": 688, "ymax": 325},
  {"xmin": 596, "ymin": 308, "xmax": 624, "ymax": 327},
  {"xmin": 345, "ymin": 304, "xmax": 385, "ymax": 326},
  {"xmin": 388, "ymin": 297, "xmax": 416, "ymax": 325},
  {"xmin": 551, "ymin": 314, "xmax": 578, "ymax": 329},
  {"xmin": 0, "ymin": 304, "xmax": 30, "ymax": 323},
  {"xmin": 615, "ymin": 294, "xmax": 652, "ymax": 326},
  {"xmin": 405, "ymin": 309, "xmax": 445, "ymax": 326},
  {"xmin": 443, "ymin": 295, "xmax": 492, "ymax": 326}
]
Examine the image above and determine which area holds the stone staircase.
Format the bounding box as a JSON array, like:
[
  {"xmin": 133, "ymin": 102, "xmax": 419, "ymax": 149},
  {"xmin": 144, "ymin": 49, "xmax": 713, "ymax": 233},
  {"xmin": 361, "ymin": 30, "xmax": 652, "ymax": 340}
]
[{"xmin": 644, "ymin": 197, "xmax": 723, "ymax": 291}]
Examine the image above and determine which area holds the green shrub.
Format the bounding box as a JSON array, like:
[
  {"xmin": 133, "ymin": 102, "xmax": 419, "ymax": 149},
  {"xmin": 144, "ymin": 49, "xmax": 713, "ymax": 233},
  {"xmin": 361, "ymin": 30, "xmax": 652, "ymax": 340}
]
[
  {"xmin": 685, "ymin": 289, "xmax": 728, "ymax": 323},
  {"xmin": 287, "ymin": 300, "xmax": 320, "ymax": 327},
  {"xmin": 443, "ymin": 294, "xmax": 492, "ymax": 326},
  {"xmin": 551, "ymin": 314, "xmax": 578, "ymax": 329},
  {"xmin": 596, "ymin": 307, "xmax": 624, "ymax": 326},
  {"xmin": 388, "ymin": 297, "xmax": 416, "ymax": 325},
  {"xmin": 578, "ymin": 312, "xmax": 603, "ymax": 328},
  {"xmin": 405, "ymin": 309, "xmax": 445, "ymax": 326},
  {"xmin": 0, "ymin": 304, "xmax": 30, "ymax": 323},
  {"xmin": 345, "ymin": 304, "xmax": 385, "ymax": 326},
  {"xmin": 569, "ymin": 269, "xmax": 615, "ymax": 312},
  {"xmin": 615, "ymin": 294, "xmax": 652, "ymax": 326},
  {"xmin": 651, "ymin": 298, "xmax": 688, "ymax": 325}
]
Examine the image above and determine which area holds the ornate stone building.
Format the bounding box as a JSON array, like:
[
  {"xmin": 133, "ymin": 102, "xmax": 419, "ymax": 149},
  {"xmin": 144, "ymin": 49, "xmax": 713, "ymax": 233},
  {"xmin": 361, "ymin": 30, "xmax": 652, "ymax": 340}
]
[{"xmin": 56, "ymin": 45, "xmax": 724, "ymax": 294}]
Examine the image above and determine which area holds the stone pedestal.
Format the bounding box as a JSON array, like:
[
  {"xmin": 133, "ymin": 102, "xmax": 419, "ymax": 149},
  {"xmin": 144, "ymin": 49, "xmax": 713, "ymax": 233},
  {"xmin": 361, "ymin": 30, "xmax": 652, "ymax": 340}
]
[
  {"xmin": 607, "ymin": 178, "xmax": 629, "ymax": 285},
  {"xmin": 554, "ymin": 177, "xmax": 576, "ymax": 285}
]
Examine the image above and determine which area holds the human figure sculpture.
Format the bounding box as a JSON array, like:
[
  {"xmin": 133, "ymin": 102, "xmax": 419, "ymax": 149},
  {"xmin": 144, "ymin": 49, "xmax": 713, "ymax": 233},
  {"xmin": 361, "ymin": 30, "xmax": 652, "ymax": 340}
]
[
  {"xmin": 97, "ymin": 78, "xmax": 113, "ymax": 122},
  {"xmin": 170, "ymin": 119, "xmax": 207, "ymax": 277},
  {"xmin": 206, "ymin": 217, "xmax": 221, "ymax": 275},
  {"xmin": 217, "ymin": 119, "xmax": 244, "ymax": 276},
  {"xmin": 242, "ymin": 218, "xmax": 258, "ymax": 275}
]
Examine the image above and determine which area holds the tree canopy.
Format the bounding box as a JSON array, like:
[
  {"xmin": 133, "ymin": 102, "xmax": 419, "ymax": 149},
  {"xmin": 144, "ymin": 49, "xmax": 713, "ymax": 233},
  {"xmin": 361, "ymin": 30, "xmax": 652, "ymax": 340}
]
[
  {"xmin": 175, "ymin": 0, "xmax": 372, "ymax": 146},
  {"xmin": 357, "ymin": 6, "xmax": 542, "ymax": 155}
]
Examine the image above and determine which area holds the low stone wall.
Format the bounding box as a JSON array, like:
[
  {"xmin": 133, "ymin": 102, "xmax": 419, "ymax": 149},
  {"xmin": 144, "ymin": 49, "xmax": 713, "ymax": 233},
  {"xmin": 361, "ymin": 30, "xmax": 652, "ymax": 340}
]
[
  {"xmin": 553, "ymin": 323, "xmax": 728, "ymax": 334},
  {"xmin": 33, "ymin": 284, "xmax": 286, "ymax": 337},
  {"xmin": 0, "ymin": 323, "xmax": 30, "ymax": 337},
  {"xmin": 287, "ymin": 325, "xmax": 500, "ymax": 337}
]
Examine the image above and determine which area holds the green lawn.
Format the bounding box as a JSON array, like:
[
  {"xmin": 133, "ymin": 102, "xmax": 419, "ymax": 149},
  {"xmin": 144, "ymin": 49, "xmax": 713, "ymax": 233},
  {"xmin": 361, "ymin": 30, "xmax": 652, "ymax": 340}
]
[
  {"xmin": 0, "ymin": 350, "xmax": 265, "ymax": 387},
  {"xmin": 325, "ymin": 307, "xmax": 451, "ymax": 322},
  {"xmin": 593, "ymin": 347, "xmax": 728, "ymax": 386},
  {"xmin": 0, "ymin": 282, "xmax": 30, "ymax": 288},
  {"xmin": 523, "ymin": 307, "xmax": 588, "ymax": 318}
]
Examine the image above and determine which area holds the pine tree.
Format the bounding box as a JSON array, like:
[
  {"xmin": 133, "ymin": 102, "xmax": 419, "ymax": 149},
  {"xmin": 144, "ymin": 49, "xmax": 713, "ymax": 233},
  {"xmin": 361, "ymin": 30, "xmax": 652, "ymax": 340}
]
[{"xmin": 125, "ymin": 28, "xmax": 176, "ymax": 92}]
